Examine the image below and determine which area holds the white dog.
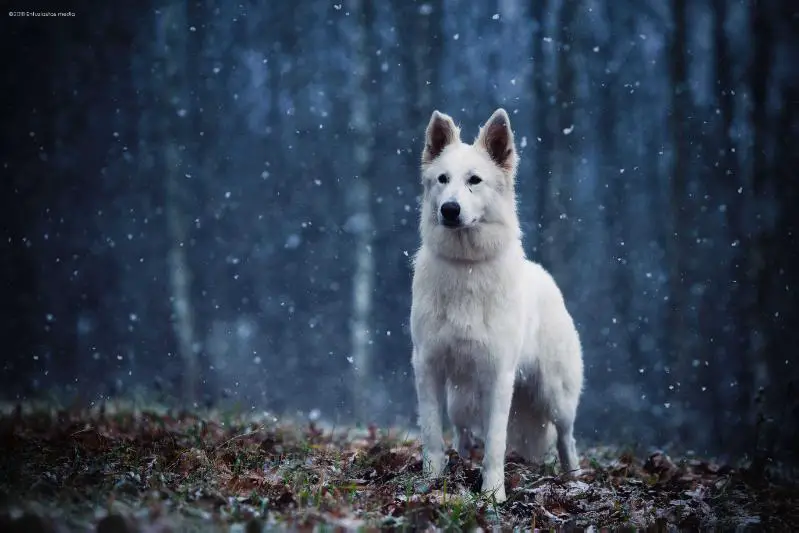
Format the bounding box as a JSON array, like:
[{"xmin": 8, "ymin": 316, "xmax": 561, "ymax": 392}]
[{"xmin": 409, "ymin": 108, "xmax": 584, "ymax": 502}]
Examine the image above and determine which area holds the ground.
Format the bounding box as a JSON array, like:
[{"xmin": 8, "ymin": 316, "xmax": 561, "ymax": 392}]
[{"xmin": 0, "ymin": 403, "xmax": 796, "ymax": 532}]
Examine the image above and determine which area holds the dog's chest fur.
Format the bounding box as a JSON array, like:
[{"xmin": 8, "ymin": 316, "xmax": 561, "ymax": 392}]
[{"xmin": 411, "ymin": 248, "xmax": 526, "ymax": 355}]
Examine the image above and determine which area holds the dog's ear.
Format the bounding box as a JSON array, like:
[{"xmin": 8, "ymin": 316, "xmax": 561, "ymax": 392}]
[
  {"xmin": 477, "ymin": 108, "xmax": 517, "ymax": 174},
  {"xmin": 422, "ymin": 111, "xmax": 460, "ymax": 165}
]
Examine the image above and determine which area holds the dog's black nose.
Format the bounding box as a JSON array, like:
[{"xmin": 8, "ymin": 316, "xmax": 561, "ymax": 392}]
[{"xmin": 440, "ymin": 201, "xmax": 461, "ymax": 223}]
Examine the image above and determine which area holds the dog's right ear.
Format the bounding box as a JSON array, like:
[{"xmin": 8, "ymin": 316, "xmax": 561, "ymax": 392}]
[{"xmin": 422, "ymin": 111, "xmax": 460, "ymax": 165}]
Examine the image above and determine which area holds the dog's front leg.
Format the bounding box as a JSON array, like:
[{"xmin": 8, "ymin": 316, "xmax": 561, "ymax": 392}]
[
  {"xmin": 481, "ymin": 367, "xmax": 515, "ymax": 503},
  {"xmin": 412, "ymin": 348, "xmax": 447, "ymax": 478}
]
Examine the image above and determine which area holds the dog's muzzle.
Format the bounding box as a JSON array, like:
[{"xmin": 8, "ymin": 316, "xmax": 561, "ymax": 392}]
[{"xmin": 440, "ymin": 201, "xmax": 461, "ymax": 228}]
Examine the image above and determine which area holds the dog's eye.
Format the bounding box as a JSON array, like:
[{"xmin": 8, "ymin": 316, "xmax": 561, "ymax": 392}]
[
  {"xmin": 437, "ymin": 174, "xmax": 448, "ymax": 184},
  {"xmin": 468, "ymin": 175, "xmax": 482, "ymax": 185}
]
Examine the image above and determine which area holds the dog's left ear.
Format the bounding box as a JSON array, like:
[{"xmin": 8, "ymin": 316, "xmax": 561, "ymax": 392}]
[{"xmin": 477, "ymin": 108, "xmax": 517, "ymax": 174}]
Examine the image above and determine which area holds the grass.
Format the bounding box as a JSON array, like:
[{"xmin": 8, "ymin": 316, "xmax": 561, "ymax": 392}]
[{"xmin": 0, "ymin": 402, "xmax": 797, "ymax": 532}]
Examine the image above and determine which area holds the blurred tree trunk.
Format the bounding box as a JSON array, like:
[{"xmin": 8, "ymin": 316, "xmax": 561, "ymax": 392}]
[
  {"xmin": 743, "ymin": 0, "xmax": 775, "ymax": 459},
  {"xmin": 709, "ymin": 0, "xmax": 736, "ymax": 451},
  {"xmin": 666, "ymin": 0, "xmax": 692, "ymax": 438},
  {"xmin": 542, "ymin": 0, "xmax": 578, "ymax": 276},
  {"xmin": 348, "ymin": 0, "xmax": 376, "ymax": 422},
  {"xmin": 396, "ymin": 0, "xmax": 442, "ymax": 148},
  {"xmin": 188, "ymin": 0, "xmax": 215, "ymax": 403},
  {"xmin": 531, "ymin": 0, "xmax": 549, "ymax": 251},
  {"xmin": 190, "ymin": 0, "xmax": 231, "ymax": 404},
  {"xmin": 598, "ymin": 3, "xmax": 638, "ymax": 376},
  {"xmin": 413, "ymin": 0, "xmax": 442, "ymax": 126},
  {"xmin": 770, "ymin": 19, "xmax": 799, "ymax": 463},
  {"xmin": 156, "ymin": 0, "xmax": 200, "ymax": 407}
]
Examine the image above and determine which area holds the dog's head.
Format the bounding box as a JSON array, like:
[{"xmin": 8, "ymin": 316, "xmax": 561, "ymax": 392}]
[{"xmin": 418, "ymin": 109, "xmax": 520, "ymax": 259}]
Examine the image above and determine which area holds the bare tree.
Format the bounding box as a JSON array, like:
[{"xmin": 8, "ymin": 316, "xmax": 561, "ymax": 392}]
[
  {"xmin": 347, "ymin": 0, "xmax": 376, "ymax": 422},
  {"xmin": 156, "ymin": 0, "xmax": 200, "ymax": 406}
]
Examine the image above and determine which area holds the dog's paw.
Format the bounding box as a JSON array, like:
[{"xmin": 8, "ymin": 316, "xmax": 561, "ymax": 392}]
[
  {"xmin": 422, "ymin": 451, "xmax": 446, "ymax": 478},
  {"xmin": 484, "ymin": 483, "xmax": 506, "ymax": 503},
  {"xmin": 481, "ymin": 472, "xmax": 507, "ymax": 503}
]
